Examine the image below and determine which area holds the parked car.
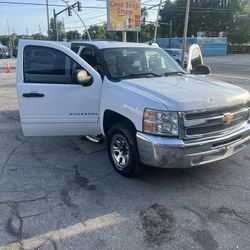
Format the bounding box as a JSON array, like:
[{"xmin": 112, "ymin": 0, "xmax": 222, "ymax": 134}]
[
  {"xmin": 0, "ymin": 44, "xmax": 10, "ymax": 59},
  {"xmin": 164, "ymin": 48, "xmax": 188, "ymax": 67},
  {"xmin": 16, "ymin": 40, "xmax": 250, "ymax": 177}
]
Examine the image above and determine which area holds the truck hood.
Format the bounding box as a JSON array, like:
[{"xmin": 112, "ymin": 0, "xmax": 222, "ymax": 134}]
[{"xmin": 120, "ymin": 75, "xmax": 250, "ymax": 111}]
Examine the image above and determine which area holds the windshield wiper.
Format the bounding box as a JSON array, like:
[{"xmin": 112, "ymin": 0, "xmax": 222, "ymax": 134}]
[
  {"xmin": 162, "ymin": 71, "xmax": 186, "ymax": 76},
  {"xmin": 121, "ymin": 72, "xmax": 162, "ymax": 79}
]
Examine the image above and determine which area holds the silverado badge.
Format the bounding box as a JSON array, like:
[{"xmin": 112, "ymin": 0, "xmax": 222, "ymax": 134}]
[{"xmin": 222, "ymin": 113, "xmax": 234, "ymax": 124}]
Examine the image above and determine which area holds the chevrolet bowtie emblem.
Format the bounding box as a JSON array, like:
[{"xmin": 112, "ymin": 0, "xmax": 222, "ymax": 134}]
[{"xmin": 222, "ymin": 113, "xmax": 234, "ymax": 124}]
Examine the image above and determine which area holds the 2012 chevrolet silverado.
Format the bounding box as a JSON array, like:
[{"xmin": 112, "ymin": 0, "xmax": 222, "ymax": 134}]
[{"xmin": 16, "ymin": 40, "xmax": 250, "ymax": 176}]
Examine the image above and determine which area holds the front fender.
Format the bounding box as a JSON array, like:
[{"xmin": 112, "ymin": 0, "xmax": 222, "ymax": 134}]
[{"xmin": 100, "ymin": 78, "xmax": 166, "ymax": 135}]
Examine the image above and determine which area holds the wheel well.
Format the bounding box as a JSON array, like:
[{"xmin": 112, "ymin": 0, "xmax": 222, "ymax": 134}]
[{"xmin": 103, "ymin": 110, "xmax": 136, "ymax": 135}]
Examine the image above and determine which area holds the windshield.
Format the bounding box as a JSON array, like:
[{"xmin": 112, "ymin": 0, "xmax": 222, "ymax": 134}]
[{"xmin": 102, "ymin": 47, "xmax": 185, "ymax": 80}]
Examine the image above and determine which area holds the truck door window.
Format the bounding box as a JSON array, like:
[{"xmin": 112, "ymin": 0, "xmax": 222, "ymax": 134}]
[
  {"xmin": 79, "ymin": 48, "xmax": 102, "ymax": 75},
  {"xmin": 23, "ymin": 45, "xmax": 87, "ymax": 84}
]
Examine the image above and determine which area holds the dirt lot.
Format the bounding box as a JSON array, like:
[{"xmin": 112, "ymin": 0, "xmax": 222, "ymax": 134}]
[{"xmin": 0, "ymin": 55, "xmax": 250, "ymax": 250}]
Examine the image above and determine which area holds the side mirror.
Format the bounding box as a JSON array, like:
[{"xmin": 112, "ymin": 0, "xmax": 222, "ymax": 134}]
[
  {"xmin": 190, "ymin": 65, "xmax": 210, "ymax": 75},
  {"xmin": 75, "ymin": 69, "xmax": 93, "ymax": 86}
]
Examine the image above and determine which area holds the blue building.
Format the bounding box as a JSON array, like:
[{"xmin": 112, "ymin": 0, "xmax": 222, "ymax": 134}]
[{"xmin": 156, "ymin": 37, "xmax": 227, "ymax": 56}]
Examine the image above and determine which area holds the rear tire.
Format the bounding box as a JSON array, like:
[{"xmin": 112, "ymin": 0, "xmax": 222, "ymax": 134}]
[{"xmin": 106, "ymin": 123, "xmax": 142, "ymax": 177}]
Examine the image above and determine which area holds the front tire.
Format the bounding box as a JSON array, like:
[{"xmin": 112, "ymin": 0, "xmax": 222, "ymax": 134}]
[{"xmin": 106, "ymin": 123, "xmax": 142, "ymax": 177}]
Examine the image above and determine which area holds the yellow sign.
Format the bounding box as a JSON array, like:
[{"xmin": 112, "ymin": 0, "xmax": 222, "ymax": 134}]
[{"xmin": 107, "ymin": 0, "xmax": 141, "ymax": 32}]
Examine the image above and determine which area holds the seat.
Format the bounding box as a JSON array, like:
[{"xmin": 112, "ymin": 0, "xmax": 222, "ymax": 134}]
[{"xmin": 83, "ymin": 54, "xmax": 102, "ymax": 74}]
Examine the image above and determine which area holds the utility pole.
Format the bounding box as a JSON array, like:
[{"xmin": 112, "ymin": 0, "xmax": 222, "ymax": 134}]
[
  {"xmin": 62, "ymin": 18, "xmax": 65, "ymax": 34},
  {"xmin": 53, "ymin": 9, "xmax": 58, "ymax": 41},
  {"xmin": 53, "ymin": 1, "xmax": 90, "ymax": 41},
  {"xmin": 6, "ymin": 20, "xmax": 11, "ymax": 36},
  {"xmin": 39, "ymin": 25, "xmax": 42, "ymax": 39},
  {"xmin": 169, "ymin": 19, "xmax": 172, "ymax": 48},
  {"xmin": 11, "ymin": 28, "xmax": 15, "ymax": 53},
  {"xmin": 46, "ymin": 0, "xmax": 50, "ymax": 39},
  {"xmin": 181, "ymin": 0, "xmax": 191, "ymax": 68},
  {"xmin": 153, "ymin": 0, "xmax": 163, "ymax": 43},
  {"xmin": 6, "ymin": 20, "xmax": 12, "ymax": 53},
  {"xmin": 122, "ymin": 31, "xmax": 127, "ymax": 42}
]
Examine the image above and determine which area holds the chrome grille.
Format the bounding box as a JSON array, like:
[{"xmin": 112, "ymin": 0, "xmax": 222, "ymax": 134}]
[
  {"xmin": 186, "ymin": 118, "xmax": 246, "ymax": 136},
  {"xmin": 185, "ymin": 103, "xmax": 248, "ymax": 120},
  {"xmin": 183, "ymin": 103, "xmax": 249, "ymax": 138}
]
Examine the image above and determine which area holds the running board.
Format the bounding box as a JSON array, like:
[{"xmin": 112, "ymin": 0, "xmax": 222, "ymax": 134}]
[{"xmin": 83, "ymin": 135, "xmax": 103, "ymax": 144}]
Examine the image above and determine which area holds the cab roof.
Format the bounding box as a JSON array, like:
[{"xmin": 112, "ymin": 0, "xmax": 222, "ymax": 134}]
[
  {"xmin": 71, "ymin": 40, "xmax": 156, "ymax": 49},
  {"xmin": 18, "ymin": 39, "xmax": 159, "ymax": 50}
]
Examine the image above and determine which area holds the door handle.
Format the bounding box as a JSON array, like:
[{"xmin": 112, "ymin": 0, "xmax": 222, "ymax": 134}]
[{"xmin": 23, "ymin": 92, "xmax": 44, "ymax": 98}]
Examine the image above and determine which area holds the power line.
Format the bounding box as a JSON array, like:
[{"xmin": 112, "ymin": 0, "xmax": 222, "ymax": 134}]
[
  {"xmin": 144, "ymin": 0, "xmax": 235, "ymax": 11},
  {"xmin": 64, "ymin": 22, "xmax": 106, "ymax": 30},
  {"xmin": 159, "ymin": 5, "xmax": 234, "ymax": 11},
  {"xmin": 162, "ymin": 8, "xmax": 234, "ymax": 13},
  {"xmin": 0, "ymin": 0, "xmax": 234, "ymax": 11},
  {"xmin": 0, "ymin": 1, "xmax": 106, "ymax": 8},
  {"xmin": 0, "ymin": 1, "xmax": 235, "ymax": 12},
  {"xmin": 0, "ymin": 1, "xmax": 65, "ymax": 7},
  {"xmin": 65, "ymin": 14, "xmax": 106, "ymax": 25}
]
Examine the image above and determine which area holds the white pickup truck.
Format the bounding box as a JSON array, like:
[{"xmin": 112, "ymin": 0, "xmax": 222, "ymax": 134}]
[{"xmin": 16, "ymin": 40, "xmax": 250, "ymax": 176}]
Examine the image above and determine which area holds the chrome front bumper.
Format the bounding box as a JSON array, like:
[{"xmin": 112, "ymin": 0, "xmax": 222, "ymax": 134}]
[{"xmin": 136, "ymin": 122, "xmax": 250, "ymax": 168}]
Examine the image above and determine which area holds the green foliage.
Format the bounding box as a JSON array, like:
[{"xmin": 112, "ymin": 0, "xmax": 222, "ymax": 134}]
[
  {"xmin": 82, "ymin": 23, "xmax": 122, "ymax": 41},
  {"xmin": 140, "ymin": 7, "xmax": 155, "ymax": 41},
  {"xmin": 31, "ymin": 33, "xmax": 48, "ymax": 40},
  {"xmin": 227, "ymin": 18, "xmax": 250, "ymax": 44},
  {"xmin": 159, "ymin": 0, "xmax": 249, "ymax": 44},
  {"xmin": 0, "ymin": 34, "xmax": 21, "ymax": 48},
  {"xmin": 66, "ymin": 30, "xmax": 81, "ymax": 41},
  {"xmin": 160, "ymin": 0, "xmax": 235, "ymax": 36},
  {"xmin": 0, "ymin": 33, "xmax": 49, "ymax": 48},
  {"xmin": 49, "ymin": 18, "xmax": 65, "ymax": 41},
  {"xmin": 86, "ymin": 24, "xmax": 108, "ymax": 39},
  {"xmin": 0, "ymin": 35, "xmax": 10, "ymax": 46},
  {"xmin": 244, "ymin": 5, "xmax": 250, "ymax": 14}
]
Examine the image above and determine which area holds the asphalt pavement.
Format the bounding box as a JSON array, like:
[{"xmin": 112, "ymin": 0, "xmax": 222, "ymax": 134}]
[
  {"xmin": 0, "ymin": 55, "xmax": 250, "ymax": 250},
  {"xmin": 0, "ymin": 58, "xmax": 16, "ymax": 70},
  {"xmin": 205, "ymin": 54, "xmax": 250, "ymax": 92}
]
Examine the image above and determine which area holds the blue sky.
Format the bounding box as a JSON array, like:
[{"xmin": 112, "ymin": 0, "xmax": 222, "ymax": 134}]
[{"xmin": 0, "ymin": 0, "xmax": 159, "ymax": 35}]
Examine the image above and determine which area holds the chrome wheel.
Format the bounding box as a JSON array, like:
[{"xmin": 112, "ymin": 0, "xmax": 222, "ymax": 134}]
[{"xmin": 111, "ymin": 134, "xmax": 130, "ymax": 170}]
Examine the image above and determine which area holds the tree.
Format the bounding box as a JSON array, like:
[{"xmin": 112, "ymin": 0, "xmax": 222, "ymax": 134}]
[
  {"xmin": 0, "ymin": 34, "xmax": 20, "ymax": 48},
  {"xmin": 0, "ymin": 35, "xmax": 10, "ymax": 46},
  {"xmin": 31, "ymin": 33, "xmax": 48, "ymax": 40},
  {"xmin": 228, "ymin": 16, "xmax": 250, "ymax": 44},
  {"xmin": 66, "ymin": 30, "xmax": 81, "ymax": 41},
  {"xmin": 159, "ymin": 0, "xmax": 244, "ymax": 39},
  {"xmin": 241, "ymin": 0, "xmax": 250, "ymax": 14},
  {"xmin": 49, "ymin": 18, "xmax": 65, "ymax": 41},
  {"xmin": 81, "ymin": 23, "xmax": 122, "ymax": 41},
  {"xmin": 140, "ymin": 7, "xmax": 155, "ymax": 42}
]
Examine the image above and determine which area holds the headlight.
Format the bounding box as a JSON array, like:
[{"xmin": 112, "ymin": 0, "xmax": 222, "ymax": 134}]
[{"xmin": 143, "ymin": 108, "xmax": 179, "ymax": 136}]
